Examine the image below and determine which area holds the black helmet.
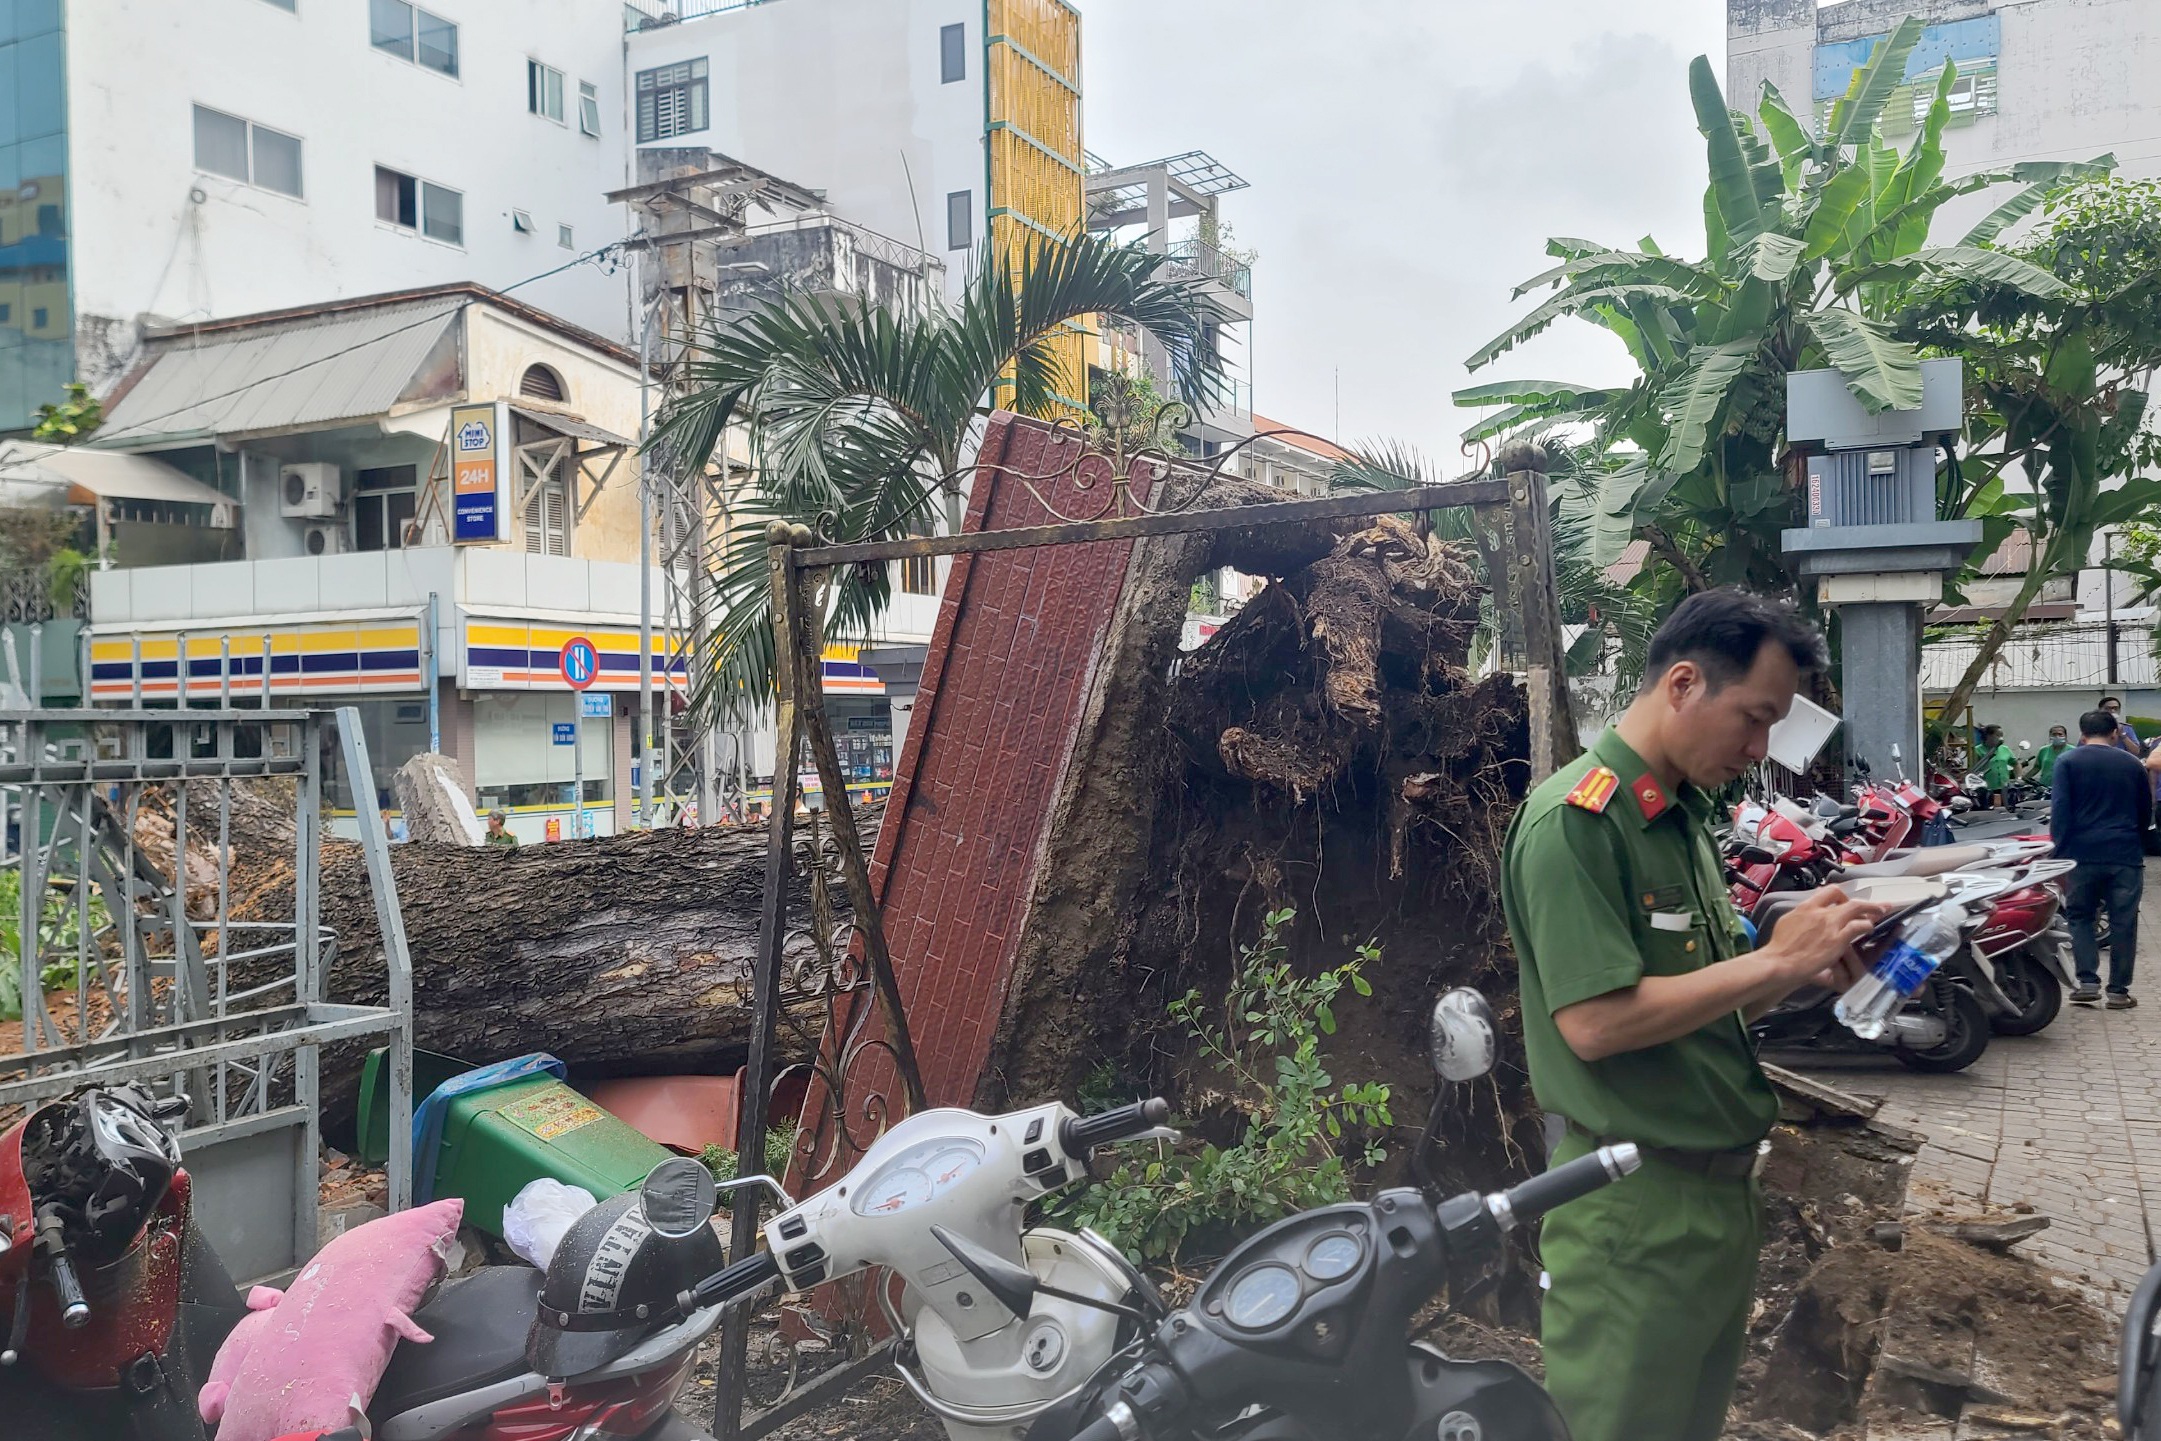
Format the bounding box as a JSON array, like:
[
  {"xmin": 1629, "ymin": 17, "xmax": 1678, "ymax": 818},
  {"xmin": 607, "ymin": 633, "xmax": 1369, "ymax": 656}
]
[{"xmin": 526, "ymin": 1190, "xmax": 725, "ymax": 1377}]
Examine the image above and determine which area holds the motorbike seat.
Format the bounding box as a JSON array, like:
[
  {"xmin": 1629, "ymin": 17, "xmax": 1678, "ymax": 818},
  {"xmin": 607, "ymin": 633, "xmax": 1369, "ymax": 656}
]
[
  {"xmin": 371, "ymin": 1265, "xmax": 544, "ymax": 1420},
  {"xmin": 1839, "ymin": 844, "xmax": 1991, "ymax": 879}
]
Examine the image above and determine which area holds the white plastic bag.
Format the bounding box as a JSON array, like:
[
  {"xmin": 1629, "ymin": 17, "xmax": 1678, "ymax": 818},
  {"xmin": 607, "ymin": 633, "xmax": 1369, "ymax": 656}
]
[{"xmin": 502, "ymin": 1178, "xmax": 598, "ymax": 1270}]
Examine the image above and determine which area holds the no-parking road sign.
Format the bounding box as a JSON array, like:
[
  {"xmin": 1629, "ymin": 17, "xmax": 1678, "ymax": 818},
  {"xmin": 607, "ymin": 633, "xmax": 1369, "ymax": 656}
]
[{"xmin": 559, "ymin": 636, "xmax": 599, "ymax": 691}]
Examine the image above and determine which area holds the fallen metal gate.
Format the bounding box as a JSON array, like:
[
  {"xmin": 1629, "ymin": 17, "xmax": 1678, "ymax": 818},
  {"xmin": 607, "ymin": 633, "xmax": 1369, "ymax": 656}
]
[{"xmin": 0, "ymin": 706, "xmax": 413, "ymax": 1280}]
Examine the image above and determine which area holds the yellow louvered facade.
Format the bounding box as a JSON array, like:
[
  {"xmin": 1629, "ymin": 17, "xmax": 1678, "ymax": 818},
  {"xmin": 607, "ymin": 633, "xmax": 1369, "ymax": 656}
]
[{"xmin": 986, "ymin": 0, "xmax": 1088, "ymax": 414}]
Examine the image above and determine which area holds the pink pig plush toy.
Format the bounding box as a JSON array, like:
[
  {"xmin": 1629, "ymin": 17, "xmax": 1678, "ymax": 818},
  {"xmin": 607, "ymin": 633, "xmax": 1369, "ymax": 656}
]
[{"xmin": 200, "ymin": 1198, "xmax": 463, "ymax": 1440}]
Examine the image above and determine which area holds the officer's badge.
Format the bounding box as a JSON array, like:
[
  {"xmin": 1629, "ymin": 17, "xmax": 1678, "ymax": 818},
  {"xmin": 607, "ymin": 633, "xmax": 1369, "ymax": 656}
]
[
  {"xmin": 1631, "ymin": 774, "xmax": 1669, "ymax": 821},
  {"xmin": 1564, "ymin": 767, "xmax": 1620, "ymax": 814}
]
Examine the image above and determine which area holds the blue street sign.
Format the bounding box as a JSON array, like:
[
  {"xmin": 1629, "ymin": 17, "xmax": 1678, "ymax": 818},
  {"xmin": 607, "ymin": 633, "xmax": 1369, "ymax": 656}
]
[
  {"xmin": 552, "ymin": 722, "xmax": 577, "ymax": 746},
  {"xmin": 579, "ymin": 692, "xmax": 613, "ymax": 718}
]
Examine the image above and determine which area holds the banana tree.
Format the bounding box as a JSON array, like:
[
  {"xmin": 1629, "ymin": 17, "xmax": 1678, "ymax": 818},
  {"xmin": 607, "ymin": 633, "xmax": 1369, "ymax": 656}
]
[
  {"xmin": 651, "ymin": 227, "xmax": 1230, "ymax": 722},
  {"xmin": 1456, "ymin": 16, "xmax": 2103, "ymax": 613}
]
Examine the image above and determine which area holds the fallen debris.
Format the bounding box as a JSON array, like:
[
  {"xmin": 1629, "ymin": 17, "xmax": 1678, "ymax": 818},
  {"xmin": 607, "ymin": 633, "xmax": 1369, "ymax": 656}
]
[{"xmin": 1925, "ymin": 1214, "xmax": 2053, "ymax": 1252}]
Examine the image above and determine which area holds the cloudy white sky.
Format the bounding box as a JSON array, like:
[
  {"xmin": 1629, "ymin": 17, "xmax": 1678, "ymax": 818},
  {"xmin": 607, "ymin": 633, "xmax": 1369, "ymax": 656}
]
[{"xmin": 1081, "ymin": 0, "xmax": 1728, "ymax": 462}]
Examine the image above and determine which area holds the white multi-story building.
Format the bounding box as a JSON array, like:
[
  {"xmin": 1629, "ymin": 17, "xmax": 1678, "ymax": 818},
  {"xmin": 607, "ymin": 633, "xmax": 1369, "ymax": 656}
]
[
  {"xmin": 0, "ymin": 0, "xmax": 1079, "ymax": 830},
  {"xmin": 1728, "ymin": 0, "xmax": 2161, "ymax": 233},
  {"xmin": 2, "ymin": 0, "xmax": 639, "ymax": 432}
]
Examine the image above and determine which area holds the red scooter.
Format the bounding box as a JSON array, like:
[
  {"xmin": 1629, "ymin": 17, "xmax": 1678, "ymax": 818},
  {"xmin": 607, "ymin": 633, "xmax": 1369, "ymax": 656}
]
[{"xmin": 1, "ymin": 1084, "xmax": 733, "ymax": 1441}]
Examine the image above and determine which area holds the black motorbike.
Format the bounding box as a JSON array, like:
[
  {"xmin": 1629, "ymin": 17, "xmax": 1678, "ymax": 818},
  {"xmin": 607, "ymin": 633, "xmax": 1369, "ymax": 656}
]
[{"xmin": 2121, "ymin": 1260, "xmax": 2161, "ymax": 1438}]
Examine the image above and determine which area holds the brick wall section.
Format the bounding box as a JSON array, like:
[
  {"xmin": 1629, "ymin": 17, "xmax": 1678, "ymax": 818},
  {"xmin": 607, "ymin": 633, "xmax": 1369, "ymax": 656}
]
[{"xmin": 791, "ymin": 414, "xmax": 1151, "ymax": 1177}]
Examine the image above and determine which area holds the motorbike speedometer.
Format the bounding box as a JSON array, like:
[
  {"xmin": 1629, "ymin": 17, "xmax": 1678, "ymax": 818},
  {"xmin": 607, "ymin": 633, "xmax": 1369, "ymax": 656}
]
[
  {"xmin": 1225, "ymin": 1264, "xmax": 1301, "ymax": 1330},
  {"xmin": 1303, "ymin": 1233, "xmax": 1361, "ymax": 1281}
]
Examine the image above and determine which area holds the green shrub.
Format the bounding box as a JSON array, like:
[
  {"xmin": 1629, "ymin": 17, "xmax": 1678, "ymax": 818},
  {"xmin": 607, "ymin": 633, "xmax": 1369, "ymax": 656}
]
[{"xmin": 1059, "ymin": 907, "xmax": 1392, "ymax": 1266}]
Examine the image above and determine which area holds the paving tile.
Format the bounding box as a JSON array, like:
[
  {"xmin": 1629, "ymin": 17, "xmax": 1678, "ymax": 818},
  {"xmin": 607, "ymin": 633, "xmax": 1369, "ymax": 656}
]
[{"xmin": 1801, "ymin": 860, "xmax": 2161, "ymax": 1296}]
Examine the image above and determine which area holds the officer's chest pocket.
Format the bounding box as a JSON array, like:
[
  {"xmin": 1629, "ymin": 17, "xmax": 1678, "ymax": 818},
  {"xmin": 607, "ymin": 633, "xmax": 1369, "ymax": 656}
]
[
  {"xmin": 1640, "ymin": 917, "xmax": 1713, "ymax": 977},
  {"xmin": 1634, "ymin": 874, "xmax": 1710, "ymax": 977}
]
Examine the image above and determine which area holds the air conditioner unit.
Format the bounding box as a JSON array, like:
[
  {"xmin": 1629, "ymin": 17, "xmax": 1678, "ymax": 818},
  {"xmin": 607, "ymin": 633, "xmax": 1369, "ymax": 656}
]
[
  {"xmin": 280, "ymin": 462, "xmax": 343, "ymax": 519},
  {"xmin": 302, "ymin": 522, "xmax": 350, "ymax": 556}
]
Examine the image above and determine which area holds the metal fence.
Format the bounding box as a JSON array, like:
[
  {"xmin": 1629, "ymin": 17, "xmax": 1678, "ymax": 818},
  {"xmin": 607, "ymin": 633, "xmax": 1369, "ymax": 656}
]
[
  {"xmin": 1922, "ymin": 619, "xmax": 2161, "ymax": 693},
  {"xmin": 0, "ymin": 707, "xmax": 412, "ymax": 1280}
]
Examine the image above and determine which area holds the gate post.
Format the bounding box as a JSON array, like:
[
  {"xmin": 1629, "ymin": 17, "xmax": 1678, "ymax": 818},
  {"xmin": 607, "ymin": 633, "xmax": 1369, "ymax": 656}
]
[{"xmin": 1497, "ymin": 441, "xmax": 1580, "ymax": 783}]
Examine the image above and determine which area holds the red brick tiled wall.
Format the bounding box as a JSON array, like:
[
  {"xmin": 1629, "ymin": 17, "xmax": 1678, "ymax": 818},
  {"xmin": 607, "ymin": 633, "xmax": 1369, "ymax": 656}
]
[{"xmin": 792, "ymin": 414, "xmax": 1150, "ymax": 1176}]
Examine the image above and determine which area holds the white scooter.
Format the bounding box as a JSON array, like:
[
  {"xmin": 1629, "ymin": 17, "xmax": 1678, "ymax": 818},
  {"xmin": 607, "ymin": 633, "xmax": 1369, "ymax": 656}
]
[{"xmin": 753, "ymin": 1098, "xmax": 1172, "ymax": 1441}]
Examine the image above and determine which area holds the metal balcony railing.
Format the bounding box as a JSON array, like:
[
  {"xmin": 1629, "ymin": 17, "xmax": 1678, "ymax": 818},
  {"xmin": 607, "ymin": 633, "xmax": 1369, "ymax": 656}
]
[
  {"xmin": 1165, "ymin": 238, "xmax": 1254, "ymax": 299},
  {"xmin": 624, "ymin": 0, "xmax": 783, "ymax": 31}
]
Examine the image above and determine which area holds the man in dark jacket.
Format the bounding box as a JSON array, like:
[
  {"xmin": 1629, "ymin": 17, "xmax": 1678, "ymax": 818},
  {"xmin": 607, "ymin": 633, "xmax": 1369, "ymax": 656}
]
[{"xmin": 2052, "ymin": 710, "xmax": 2153, "ymax": 1007}]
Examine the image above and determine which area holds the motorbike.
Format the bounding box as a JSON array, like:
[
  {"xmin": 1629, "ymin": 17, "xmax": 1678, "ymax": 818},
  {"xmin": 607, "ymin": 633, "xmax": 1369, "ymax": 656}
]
[
  {"xmin": 0, "ymin": 1082, "xmax": 745, "ymax": 1441},
  {"xmin": 1726, "ymin": 797, "xmax": 2073, "ymax": 1038},
  {"xmin": 1749, "ymin": 855, "xmax": 2076, "ymax": 1073},
  {"xmin": 1036, "ymin": 991, "xmax": 1635, "ymax": 1441},
  {"xmin": 2119, "ymin": 1258, "xmax": 2161, "ymax": 1438},
  {"xmin": 744, "ymin": 1095, "xmax": 1174, "ymax": 1441}
]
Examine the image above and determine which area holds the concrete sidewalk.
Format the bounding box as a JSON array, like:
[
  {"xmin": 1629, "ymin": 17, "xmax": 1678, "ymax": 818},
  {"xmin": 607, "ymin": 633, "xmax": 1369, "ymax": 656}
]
[{"xmin": 1799, "ymin": 859, "xmax": 2161, "ymax": 1304}]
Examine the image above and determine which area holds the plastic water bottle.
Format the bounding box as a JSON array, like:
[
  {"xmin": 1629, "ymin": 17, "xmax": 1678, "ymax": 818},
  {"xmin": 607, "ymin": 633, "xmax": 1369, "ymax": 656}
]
[{"xmin": 1835, "ymin": 906, "xmax": 1963, "ymax": 1040}]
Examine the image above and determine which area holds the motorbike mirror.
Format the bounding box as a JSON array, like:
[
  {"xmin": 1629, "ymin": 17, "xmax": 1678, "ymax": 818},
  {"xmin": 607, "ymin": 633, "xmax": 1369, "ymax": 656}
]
[
  {"xmin": 930, "ymin": 1224, "xmax": 1038, "ymax": 1320},
  {"xmin": 1891, "ymin": 744, "xmax": 1902, "ymax": 762},
  {"xmin": 639, "ymin": 1157, "xmax": 719, "ymax": 1239},
  {"xmin": 1429, "ymin": 989, "xmax": 1499, "ymax": 1084}
]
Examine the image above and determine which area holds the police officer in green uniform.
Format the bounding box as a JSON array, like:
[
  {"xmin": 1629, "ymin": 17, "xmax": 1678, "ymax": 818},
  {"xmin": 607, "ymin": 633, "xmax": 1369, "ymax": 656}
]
[{"xmin": 1502, "ymin": 589, "xmax": 1886, "ymax": 1441}]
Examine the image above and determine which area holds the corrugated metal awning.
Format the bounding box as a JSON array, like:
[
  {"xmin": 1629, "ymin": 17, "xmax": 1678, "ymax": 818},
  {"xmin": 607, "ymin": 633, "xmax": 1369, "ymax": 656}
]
[
  {"xmin": 0, "ymin": 440, "xmax": 231, "ymax": 508},
  {"xmin": 509, "ymin": 405, "xmax": 632, "ymax": 450},
  {"xmin": 98, "ymin": 301, "xmax": 462, "ymax": 446}
]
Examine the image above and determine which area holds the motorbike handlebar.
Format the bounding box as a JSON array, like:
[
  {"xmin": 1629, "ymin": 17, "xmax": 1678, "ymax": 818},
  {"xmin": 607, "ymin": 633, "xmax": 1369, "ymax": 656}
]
[
  {"xmin": 1060, "ymin": 1098, "xmax": 1170, "ymax": 1157},
  {"xmin": 684, "ymin": 1249, "xmax": 782, "ymax": 1311},
  {"xmin": 1067, "ymin": 1404, "xmax": 1142, "ymax": 1441},
  {"xmin": 48, "ymin": 1247, "xmax": 89, "ymax": 1329},
  {"xmin": 1485, "ymin": 1144, "xmax": 1640, "ymax": 1232}
]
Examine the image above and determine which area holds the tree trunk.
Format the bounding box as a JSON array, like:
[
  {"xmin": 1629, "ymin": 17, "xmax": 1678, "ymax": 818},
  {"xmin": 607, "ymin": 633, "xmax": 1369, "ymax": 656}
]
[
  {"xmin": 1933, "ymin": 564, "xmax": 2052, "ymax": 739},
  {"xmin": 236, "ymin": 813, "xmax": 875, "ymax": 1133}
]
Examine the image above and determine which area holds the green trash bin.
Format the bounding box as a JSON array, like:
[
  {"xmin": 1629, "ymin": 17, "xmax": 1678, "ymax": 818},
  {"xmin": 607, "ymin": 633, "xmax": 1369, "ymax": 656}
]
[{"xmin": 426, "ymin": 1073, "xmax": 675, "ymax": 1238}]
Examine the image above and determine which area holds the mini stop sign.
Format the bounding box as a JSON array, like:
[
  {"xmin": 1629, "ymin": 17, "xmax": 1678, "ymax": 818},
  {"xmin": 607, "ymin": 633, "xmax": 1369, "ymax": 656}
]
[{"xmin": 558, "ymin": 636, "xmax": 599, "ymax": 691}]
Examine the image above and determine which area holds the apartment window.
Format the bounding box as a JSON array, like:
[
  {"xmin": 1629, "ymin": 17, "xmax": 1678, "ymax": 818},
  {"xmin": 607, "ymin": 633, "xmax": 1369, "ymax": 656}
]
[
  {"xmin": 371, "ymin": 0, "xmax": 458, "ymax": 78},
  {"xmin": 636, "ymin": 59, "xmax": 708, "ymax": 143},
  {"xmin": 375, "ymin": 165, "xmax": 463, "ymax": 245},
  {"xmin": 31, "ymin": 308, "xmax": 46, "ymax": 329},
  {"xmin": 558, "ymin": 223, "xmax": 574, "ymax": 250},
  {"xmin": 940, "ymin": 23, "xmax": 966, "ymax": 83},
  {"xmin": 946, "ymin": 190, "xmax": 972, "ymax": 251},
  {"xmin": 528, "ymin": 60, "xmax": 565, "ymax": 123},
  {"xmin": 900, "ymin": 554, "xmax": 937, "ymax": 595},
  {"xmin": 578, "ymin": 81, "xmax": 602, "ymax": 137},
  {"xmin": 354, "ymin": 465, "xmax": 418, "ymax": 553},
  {"xmin": 0, "ymin": 304, "xmax": 10, "ymax": 324},
  {"xmin": 193, "ymin": 105, "xmax": 304, "ymax": 198}
]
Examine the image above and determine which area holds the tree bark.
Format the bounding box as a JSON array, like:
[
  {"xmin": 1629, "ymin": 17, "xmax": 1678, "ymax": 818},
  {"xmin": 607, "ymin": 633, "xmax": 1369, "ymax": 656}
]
[
  {"xmin": 1933, "ymin": 562, "xmax": 2051, "ymax": 740},
  {"xmin": 294, "ymin": 814, "xmax": 875, "ymax": 1129}
]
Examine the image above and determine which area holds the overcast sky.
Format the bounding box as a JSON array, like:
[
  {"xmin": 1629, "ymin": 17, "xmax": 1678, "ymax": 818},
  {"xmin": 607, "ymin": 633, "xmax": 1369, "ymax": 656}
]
[{"xmin": 1081, "ymin": 0, "xmax": 1728, "ymax": 465}]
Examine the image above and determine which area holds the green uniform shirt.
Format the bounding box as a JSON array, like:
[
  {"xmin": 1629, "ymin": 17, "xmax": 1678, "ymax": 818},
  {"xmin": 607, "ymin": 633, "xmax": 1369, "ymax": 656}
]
[
  {"xmin": 2034, "ymin": 742, "xmax": 2069, "ymax": 786},
  {"xmin": 1981, "ymin": 743, "xmax": 2014, "ymax": 788},
  {"xmin": 1501, "ymin": 729, "xmax": 1778, "ymax": 1153}
]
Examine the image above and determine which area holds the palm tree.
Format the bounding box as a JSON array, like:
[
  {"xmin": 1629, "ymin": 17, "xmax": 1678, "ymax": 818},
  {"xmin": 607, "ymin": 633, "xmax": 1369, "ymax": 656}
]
[{"xmin": 651, "ymin": 227, "xmax": 1233, "ymax": 722}]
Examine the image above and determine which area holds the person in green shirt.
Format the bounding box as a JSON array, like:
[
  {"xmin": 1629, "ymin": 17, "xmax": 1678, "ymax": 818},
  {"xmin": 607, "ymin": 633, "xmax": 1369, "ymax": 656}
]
[
  {"xmin": 1501, "ymin": 589, "xmax": 1886, "ymax": 1441},
  {"xmin": 485, "ymin": 808, "xmax": 520, "ymax": 849},
  {"xmin": 2024, "ymin": 725, "xmax": 2071, "ymax": 789},
  {"xmin": 1978, "ymin": 725, "xmax": 2016, "ymax": 809}
]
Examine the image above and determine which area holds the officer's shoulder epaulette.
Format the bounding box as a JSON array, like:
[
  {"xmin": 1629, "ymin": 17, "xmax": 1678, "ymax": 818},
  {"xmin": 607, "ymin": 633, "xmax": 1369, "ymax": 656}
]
[{"xmin": 1562, "ymin": 766, "xmax": 1621, "ymax": 815}]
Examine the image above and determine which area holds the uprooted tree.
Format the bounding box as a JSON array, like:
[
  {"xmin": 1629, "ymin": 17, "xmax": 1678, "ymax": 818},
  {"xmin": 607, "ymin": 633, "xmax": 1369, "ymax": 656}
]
[{"xmin": 973, "ymin": 489, "xmax": 1542, "ymax": 1222}]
